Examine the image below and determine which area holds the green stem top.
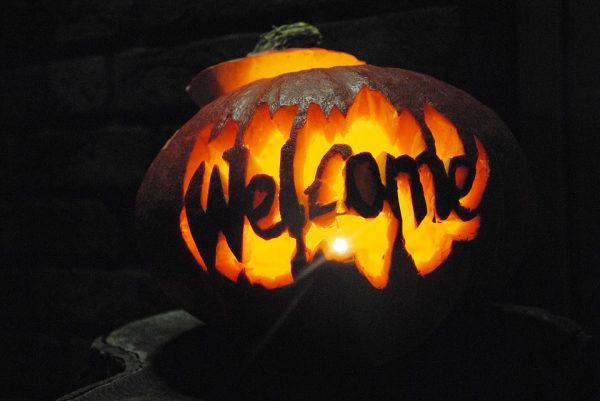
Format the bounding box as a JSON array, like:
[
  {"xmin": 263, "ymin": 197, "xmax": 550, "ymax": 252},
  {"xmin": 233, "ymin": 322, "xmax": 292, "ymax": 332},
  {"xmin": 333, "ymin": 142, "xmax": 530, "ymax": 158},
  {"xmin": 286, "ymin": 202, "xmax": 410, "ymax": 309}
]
[{"xmin": 249, "ymin": 22, "xmax": 323, "ymax": 55}]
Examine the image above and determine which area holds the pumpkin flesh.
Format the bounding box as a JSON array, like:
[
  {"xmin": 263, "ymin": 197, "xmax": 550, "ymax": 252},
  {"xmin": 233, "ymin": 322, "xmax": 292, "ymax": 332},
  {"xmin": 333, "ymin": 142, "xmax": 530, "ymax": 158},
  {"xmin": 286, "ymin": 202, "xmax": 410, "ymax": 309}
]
[{"xmin": 180, "ymin": 87, "xmax": 489, "ymax": 289}]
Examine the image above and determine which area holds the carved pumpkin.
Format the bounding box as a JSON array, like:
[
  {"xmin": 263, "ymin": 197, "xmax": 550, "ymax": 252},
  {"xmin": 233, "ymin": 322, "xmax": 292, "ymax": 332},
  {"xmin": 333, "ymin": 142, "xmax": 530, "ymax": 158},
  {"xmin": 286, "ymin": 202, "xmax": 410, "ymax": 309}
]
[{"xmin": 136, "ymin": 48, "xmax": 533, "ymax": 363}]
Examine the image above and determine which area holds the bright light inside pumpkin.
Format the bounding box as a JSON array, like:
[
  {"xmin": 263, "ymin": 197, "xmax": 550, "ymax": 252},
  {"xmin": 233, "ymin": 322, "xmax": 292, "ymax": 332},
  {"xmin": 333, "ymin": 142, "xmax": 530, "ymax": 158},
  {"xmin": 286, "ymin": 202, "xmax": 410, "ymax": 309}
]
[
  {"xmin": 180, "ymin": 62, "xmax": 489, "ymax": 289},
  {"xmin": 333, "ymin": 238, "xmax": 349, "ymax": 254}
]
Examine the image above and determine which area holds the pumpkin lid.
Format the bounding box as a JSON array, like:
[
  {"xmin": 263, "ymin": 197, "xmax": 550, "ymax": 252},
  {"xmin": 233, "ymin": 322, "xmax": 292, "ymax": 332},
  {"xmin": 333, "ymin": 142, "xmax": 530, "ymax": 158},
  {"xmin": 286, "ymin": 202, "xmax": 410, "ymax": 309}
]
[{"xmin": 186, "ymin": 48, "xmax": 365, "ymax": 108}]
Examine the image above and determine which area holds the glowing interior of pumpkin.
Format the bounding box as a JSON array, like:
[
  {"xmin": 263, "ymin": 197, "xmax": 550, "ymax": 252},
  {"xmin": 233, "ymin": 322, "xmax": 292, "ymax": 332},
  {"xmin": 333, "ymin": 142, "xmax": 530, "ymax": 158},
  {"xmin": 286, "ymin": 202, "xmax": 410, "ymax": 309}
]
[
  {"xmin": 192, "ymin": 48, "xmax": 365, "ymax": 98},
  {"xmin": 180, "ymin": 86, "xmax": 489, "ymax": 289}
]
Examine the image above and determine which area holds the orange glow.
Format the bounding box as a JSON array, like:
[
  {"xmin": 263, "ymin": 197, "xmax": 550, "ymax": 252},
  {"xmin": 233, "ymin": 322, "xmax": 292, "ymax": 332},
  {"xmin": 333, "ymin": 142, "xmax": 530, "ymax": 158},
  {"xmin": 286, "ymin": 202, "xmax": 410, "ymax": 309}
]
[
  {"xmin": 394, "ymin": 105, "xmax": 489, "ymax": 275},
  {"xmin": 243, "ymin": 218, "xmax": 295, "ymax": 287},
  {"xmin": 183, "ymin": 121, "xmax": 237, "ymax": 208},
  {"xmin": 396, "ymin": 109, "xmax": 428, "ymax": 158},
  {"xmin": 455, "ymin": 165, "xmax": 469, "ymax": 190},
  {"xmin": 196, "ymin": 48, "xmax": 364, "ymax": 97},
  {"xmin": 305, "ymin": 205, "xmax": 398, "ymax": 288},
  {"xmin": 459, "ymin": 137, "xmax": 489, "ymax": 210},
  {"xmin": 239, "ymin": 105, "xmax": 297, "ymax": 286},
  {"xmin": 180, "ymin": 105, "xmax": 298, "ymax": 288},
  {"xmin": 397, "ymin": 167, "xmax": 480, "ymax": 275},
  {"xmin": 179, "ymin": 85, "xmax": 489, "ymax": 289},
  {"xmin": 244, "ymin": 105, "xmax": 295, "ymax": 186},
  {"xmin": 179, "ymin": 208, "xmax": 207, "ymax": 271},
  {"xmin": 295, "ymin": 88, "xmax": 407, "ymax": 287},
  {"xmin": 183, "ymin": 124, "xmax": 212, "ymax": 192},
  {"xmin": 424, "ymin": 103, "xmax": 465, "ymax": 161},
  {"xmin": 215, "ymin": 232, "xmax": 244, "ymax": 281},
  {"xmin": 295, "ymin": 88, "xmax": 406, "ymax": 204}
]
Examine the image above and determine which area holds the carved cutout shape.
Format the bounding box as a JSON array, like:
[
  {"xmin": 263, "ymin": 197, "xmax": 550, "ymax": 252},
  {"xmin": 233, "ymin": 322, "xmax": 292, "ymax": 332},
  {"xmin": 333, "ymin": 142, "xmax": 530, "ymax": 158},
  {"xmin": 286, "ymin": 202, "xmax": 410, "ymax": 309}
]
[{"xmin": 180, "ymin": 87, "xmax": 489, "ymax": 289}]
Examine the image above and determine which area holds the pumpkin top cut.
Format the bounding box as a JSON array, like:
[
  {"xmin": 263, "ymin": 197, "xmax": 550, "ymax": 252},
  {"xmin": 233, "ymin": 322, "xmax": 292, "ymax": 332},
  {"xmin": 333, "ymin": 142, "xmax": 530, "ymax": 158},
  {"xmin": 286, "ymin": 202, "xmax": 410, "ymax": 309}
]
[{"xmin": 187, "ymin": 48, "xmax": 365, "ymax": 108}]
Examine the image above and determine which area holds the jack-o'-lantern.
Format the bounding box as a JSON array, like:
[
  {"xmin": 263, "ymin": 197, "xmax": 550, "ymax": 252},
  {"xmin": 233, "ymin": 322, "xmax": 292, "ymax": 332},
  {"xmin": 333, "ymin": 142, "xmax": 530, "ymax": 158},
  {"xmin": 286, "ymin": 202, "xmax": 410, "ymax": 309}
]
[{"xmin": 136, "ymin": 46, "xmax": 533, "ymax": 364}]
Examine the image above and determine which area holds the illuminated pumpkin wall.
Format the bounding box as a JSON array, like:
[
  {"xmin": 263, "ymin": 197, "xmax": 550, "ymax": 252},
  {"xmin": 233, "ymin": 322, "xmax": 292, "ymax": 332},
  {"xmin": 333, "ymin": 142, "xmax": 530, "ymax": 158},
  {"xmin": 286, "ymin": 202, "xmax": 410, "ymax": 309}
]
[{"xmin": 136, "ymin": 48, "xmax": 533, "ymax": 363}]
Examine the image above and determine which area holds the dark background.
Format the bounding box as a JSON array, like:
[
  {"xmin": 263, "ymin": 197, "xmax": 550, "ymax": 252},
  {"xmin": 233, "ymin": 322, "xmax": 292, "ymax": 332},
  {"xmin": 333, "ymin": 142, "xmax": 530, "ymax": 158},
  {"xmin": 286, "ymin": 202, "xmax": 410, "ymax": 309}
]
[{"xmin": 1, "ymin": 0, "xmax": 598, "ymax": 399}]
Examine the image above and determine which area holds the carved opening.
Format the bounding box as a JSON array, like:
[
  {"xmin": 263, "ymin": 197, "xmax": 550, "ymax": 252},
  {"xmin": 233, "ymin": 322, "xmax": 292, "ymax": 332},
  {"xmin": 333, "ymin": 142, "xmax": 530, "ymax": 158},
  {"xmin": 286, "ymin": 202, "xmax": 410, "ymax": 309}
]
[{"xmin": 180, "ymin": 87, "xmax": 489, "ymax": 289}]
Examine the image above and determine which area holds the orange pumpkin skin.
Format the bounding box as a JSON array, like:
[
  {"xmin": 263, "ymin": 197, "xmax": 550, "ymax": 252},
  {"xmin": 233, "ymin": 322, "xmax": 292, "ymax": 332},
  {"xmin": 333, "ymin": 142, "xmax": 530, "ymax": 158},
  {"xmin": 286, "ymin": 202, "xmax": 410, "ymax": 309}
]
[{"xmin": 136, "ymin": 61, "xmax": 533, "ymax": 364}]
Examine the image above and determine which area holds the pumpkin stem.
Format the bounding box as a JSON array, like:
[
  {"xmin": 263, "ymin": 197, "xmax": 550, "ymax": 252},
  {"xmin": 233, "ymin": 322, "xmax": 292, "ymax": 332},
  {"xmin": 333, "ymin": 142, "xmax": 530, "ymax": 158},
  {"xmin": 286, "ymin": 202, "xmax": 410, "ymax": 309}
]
[{"xmin": 249, "ymin": 22, "xmax": 323, "ymax": 55}]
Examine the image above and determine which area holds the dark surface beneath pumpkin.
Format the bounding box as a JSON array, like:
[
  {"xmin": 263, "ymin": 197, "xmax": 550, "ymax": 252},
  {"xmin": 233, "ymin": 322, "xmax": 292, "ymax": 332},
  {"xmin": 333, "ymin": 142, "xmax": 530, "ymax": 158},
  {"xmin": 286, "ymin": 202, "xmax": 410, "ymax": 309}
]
[
  {"xmin": 156, "ymin": 306, "xmax": 595, "ymax": 401},
  {"xmin": 61, "ymin": 303, "xmax": 598, "ymax": 401}
]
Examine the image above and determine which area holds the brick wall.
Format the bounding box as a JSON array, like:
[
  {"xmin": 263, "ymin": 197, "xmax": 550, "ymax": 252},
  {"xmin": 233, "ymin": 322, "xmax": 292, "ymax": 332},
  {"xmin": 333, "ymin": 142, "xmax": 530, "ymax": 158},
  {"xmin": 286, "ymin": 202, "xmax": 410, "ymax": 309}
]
[{"xmin": 0, "ymin": 2, "xmax": 518, "ymax": 399}]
